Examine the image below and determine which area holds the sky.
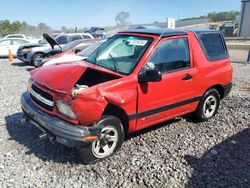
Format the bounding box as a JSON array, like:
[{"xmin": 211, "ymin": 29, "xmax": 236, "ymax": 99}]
[{"xmin": 0, "ymin": 0, "xmax": 241, "ymax": 29}]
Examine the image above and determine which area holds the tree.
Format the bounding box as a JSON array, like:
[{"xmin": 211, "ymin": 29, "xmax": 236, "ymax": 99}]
[{"xmin": 115, "ymin": 11, "xmax": 130, "ymax": 25}]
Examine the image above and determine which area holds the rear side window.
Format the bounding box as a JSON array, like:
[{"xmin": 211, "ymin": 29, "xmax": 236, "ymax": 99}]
[
  {"xmin": 82, "ymin": 35, "xmax": 91, "ymax": 39},
  {"xmin": 199, "ymin": 33, "xmax": 228, "ymax": 61},
  {"xmin": 69, "ymin": 35, "xmax": 82, "ymax": 42}
]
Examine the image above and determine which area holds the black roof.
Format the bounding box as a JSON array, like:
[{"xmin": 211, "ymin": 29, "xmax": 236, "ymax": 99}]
[
  {"xmin": 119, "ymin": 29, "xmax": 187, "ymax": 37},
  {"xmin": 119, "ymin": 28, "xmax": 221, "ymax": 37}
]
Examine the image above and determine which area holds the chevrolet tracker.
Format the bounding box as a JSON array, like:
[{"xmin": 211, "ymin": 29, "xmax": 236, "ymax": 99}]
[{"xmin": 21, "ymin": 29, "xmax": 232, "ymax": 164}]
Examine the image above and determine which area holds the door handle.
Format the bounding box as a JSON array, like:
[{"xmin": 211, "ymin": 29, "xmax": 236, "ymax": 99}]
[{"xmin": 182, "ymin": 74, "xmax": 193, "ymax": 80}]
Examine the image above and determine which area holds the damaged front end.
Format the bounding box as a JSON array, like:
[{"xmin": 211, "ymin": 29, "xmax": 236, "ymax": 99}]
[
  {"xmin": 21, "ymin": 62, "xmax": 125, "ymax": 146},
  {"xmin": 28, "ymin": 62, "xmax": 122, "ymax": 125}
]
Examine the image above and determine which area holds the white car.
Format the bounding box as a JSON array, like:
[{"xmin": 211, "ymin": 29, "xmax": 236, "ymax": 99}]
[
  {"xmin": 4, "ymin": 34, "xmax": 40, "ymax": 43},
  {"xmin": 0, "ymin": 38, "xmax": 30, "ymax": 57},
  {"xmin": 18, "ymin": 33, "xmax": 94, "ymax": 66},
  {"xmin": 43, "ymin": 41, "xmax": 104, "ymax": 66}
]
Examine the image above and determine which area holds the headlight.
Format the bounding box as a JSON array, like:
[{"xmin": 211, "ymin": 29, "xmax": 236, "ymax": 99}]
[
  {"xmin": 56, "ymin": 100, "xmax": 77, "ymax": 120},
  {"xmin": 23, "ymin": 48, "xmax": 31, "ymax": 53}
]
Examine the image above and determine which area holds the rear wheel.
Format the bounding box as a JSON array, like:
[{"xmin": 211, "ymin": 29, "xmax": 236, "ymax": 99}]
[
  {"xmin": 32, "ymin": 53, "xmax": 44, "ymax": 67},
  {"xmin": 78, "ymin": 115, "xmax": 125, "ymax": 164},
  {"xmin": 193, "ymin": 88, "xmax": 220, "ymax": 121}
]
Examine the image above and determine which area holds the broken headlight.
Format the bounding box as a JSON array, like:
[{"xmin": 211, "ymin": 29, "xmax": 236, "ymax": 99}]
[{"xmin": 56, "ymin": 100, "xmax": 77, "ymax": 120}]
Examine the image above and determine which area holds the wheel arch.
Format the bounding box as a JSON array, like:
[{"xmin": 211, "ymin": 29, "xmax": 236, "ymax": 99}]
[
  {"xmin": 205, "ymin": 84, "xmax": 224, "ymax": 99},
  {"xmin": 102, "ymin": 103, "xmax": 129, "ymax": 133}
]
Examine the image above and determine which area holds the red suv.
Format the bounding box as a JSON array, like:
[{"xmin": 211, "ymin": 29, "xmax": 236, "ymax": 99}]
[{"xmin": 21, "ymin": 29, "xmax": 232, "ymax": 164}]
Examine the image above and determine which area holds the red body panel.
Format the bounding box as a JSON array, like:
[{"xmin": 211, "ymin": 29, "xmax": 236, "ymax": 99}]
[{"xmin": 28, "ymin": 31, "xmax": 232, "ymax": 133}]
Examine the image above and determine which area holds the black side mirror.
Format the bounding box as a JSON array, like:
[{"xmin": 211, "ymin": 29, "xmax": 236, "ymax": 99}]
[
  {"xmin": 74, "ymin": 48, "xmax": 82, "ymax": 54},
  {"xmin": 138, "ymin": 69, "xmax": 162, "ymax": 83}
]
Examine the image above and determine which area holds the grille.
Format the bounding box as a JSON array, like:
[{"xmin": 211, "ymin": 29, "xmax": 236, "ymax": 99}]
[{"xmin": 30, "ymin": 84, "xmax": 54, "ymax": 111}]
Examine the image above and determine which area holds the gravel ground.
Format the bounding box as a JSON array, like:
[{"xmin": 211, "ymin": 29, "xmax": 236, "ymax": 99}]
[{"xmin": 0, "ymin": 52, "xmax": 249, "ymax": 187}]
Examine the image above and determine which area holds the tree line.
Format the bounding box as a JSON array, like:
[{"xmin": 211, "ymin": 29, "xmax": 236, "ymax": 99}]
[
  {"xmin": 180, "ymin": 11, "xmax": 240, "ymax": 22},
  {"xmin": 0, "ymin": 11, "xmax": 240, "ymax": 37}
]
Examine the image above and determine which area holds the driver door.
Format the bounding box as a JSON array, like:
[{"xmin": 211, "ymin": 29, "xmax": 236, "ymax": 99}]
[{"xmin": 136, "ymin": 36, "xmax": 199, "ymax": 130}]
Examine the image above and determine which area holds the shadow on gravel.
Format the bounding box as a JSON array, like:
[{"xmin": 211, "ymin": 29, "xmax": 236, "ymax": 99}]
[
  {"xmin": 5, "ymin": 111, "xmax": 195, "ymax": 164},
  {"xmin": 5, "ymin": 112, "xmax": 82, "ymax": 164},
  {"xmin": 11, "ymin": 62, "xmax": 35, "ymax": 72},
  {"xmin": 185, "ymin": 128, "xmax": 250, "ymax": 187},
  {"xmin": 11, "ymin": 62, "xmax": 28, "ymax": 67},
  {"xmin": 126, "ymin": 118, "xmax": 183, "ymax": 140}
]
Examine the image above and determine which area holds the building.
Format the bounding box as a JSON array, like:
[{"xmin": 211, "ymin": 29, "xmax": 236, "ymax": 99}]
[{"xmin": 239, "ymin": 0, "xmax": 250, "ymax": 37}]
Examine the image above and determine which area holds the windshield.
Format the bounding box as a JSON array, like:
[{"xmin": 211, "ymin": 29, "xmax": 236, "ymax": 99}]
[
  {"xmin": 77, "ymin": 42, "xmax": 103, "ymax": 57},
  {"xmin": 86, "ymin": 35, "xmax": 153, "ymax": 75}
]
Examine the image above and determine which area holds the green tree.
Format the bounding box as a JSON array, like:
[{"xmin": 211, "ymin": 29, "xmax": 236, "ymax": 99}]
[{"xmin": 115, "ymin": 11, "xmax": 130, "ymax": 25}]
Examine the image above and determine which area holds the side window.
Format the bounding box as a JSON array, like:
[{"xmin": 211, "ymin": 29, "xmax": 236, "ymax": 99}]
[
  {"xmin": 0, "ymin": 40, "xmax": 11, "ymax": 45},
  {"xmin": 55, "ymin": 36, "xmax": 68, "ymax": 44},
  {"xmin": 199, "ymin": 33, "xmax": 228, "ymax": 61},
  {"xmin": 82, "ymin": 35, "xmax": 91, "ymax": 39},
  {"xmin": 69, "ymin": 35, "xmax": 82, "ymax": 42},
  {"xmin": 12, "ymin": 39, "xmax": 28, "ymax": 45},
  {"xmin": 149, "ymin": 38, "xmax": 190, "ymax": 74}
]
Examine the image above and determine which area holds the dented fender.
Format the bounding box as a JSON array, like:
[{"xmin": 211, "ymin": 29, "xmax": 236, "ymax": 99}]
[
  {"xmin": 71, "ymin": 86, "xmax": 137, "ymax": 126},
  {"xmin": 71, "ymin": 89, "xmax": 107, "ymax": 126}
]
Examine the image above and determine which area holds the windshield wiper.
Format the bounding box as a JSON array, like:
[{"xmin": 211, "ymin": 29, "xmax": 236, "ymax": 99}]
[{"xmin": 108, "ymin": 53, "xmax": 118, "ymax": 72}]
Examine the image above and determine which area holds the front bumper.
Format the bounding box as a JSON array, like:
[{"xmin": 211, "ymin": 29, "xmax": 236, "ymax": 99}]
[
  {"xmin": 21, "ymin": 92, "xmax": 102, "ymax": 147},
  {"xmin": 17, "ymin": 48, "xmax": 29, "ymax": 62}
]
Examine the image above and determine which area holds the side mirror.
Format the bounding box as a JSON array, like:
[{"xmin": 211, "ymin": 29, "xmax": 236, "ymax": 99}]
[
  {"xmin": 138, "ymin": 69, "xmax": 162, "ymax": 83},
  {"xmin": 74, "ymin": 48, "xmax": 82, "ymax": 54}
]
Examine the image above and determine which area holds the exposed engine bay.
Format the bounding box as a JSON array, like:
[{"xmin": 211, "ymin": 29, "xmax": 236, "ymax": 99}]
[{"xmin": 71, "ymin": 68, "xmax": 121, "ymax": 97}]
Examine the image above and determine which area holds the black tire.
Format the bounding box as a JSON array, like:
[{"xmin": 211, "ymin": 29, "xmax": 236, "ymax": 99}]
[
  {"xmin": 193, "ymin": 88, "xmax": 220, "ymax": 122},
  {"xmin": 32, "ymin": 53, "xmax": 44, "ymax": 67},
  {"xmin": 77, "ymin": 115, "xmax": 125, "ymax": 164}
]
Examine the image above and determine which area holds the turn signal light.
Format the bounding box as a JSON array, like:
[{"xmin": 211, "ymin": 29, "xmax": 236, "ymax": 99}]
[{"xmin": 83, "ymin": 136, "xmax": 98, "ymax": 141}]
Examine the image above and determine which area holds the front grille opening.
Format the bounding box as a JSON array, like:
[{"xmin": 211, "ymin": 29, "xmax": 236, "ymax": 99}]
[{"xmin": 30, "ymin": 84, "xmax": 53, "ymax": 111}]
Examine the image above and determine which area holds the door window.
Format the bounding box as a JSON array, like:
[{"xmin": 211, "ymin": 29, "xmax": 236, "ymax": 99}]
[
  {"xmin": 69, "ymin": 35, "xmax": 82, "ymax": 42},
  {"xmin": 12, "ymin": 39, "xmax": 28, "ymax": 45},
  {"xmin": 0, "ymin": 40, "xmax": 11, "ymax": 45},
  {"xmin": 148, "ymin": 38, "xmax": 190, "ymax": 74}
]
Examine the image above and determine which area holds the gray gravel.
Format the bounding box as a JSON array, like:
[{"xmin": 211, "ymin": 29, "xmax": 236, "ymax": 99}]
[{"xmin": 0, "ymin": 55, "xmax": 249, "ymax": 187}]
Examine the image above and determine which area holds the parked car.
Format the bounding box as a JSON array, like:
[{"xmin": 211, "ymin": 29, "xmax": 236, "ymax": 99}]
[
  {"xmin": 30, "ymin": 38, "xmax": 97, "ymax": 67},
  {"xmin": 17, "ymin": 33, "xmax": 94, "ymax": 66},
  {"xmin": 85, "ymin": 27, "xmax": 106, "ymax": 39},
  {"xmin": 4, "ymin": 34, "xmax": 40, "ymax": 43},
  {"xmin": 0, "ymin": 38, "xmax": 30, "ymax": 57},
  {"xmin": 42, "ymin": 40, "xmax": 105, "ymax": 66},
  {"xmin": 21, "ymin": 29, "xmax": 232, "ymax": 164}
]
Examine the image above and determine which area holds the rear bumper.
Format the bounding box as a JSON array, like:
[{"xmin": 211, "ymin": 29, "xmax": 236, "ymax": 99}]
[
  {"xmin": 21, "ymin": 92, "xmax": 102, "ymax": 147},
  {"xmin": 223, "ymin": 83, "xmax": 233, "ymax": 98}
]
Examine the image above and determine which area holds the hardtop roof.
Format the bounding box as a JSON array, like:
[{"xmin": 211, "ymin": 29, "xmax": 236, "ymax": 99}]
[{"xmin": 119, "ymin": 28, "xmax": 221, "ymax": 37}]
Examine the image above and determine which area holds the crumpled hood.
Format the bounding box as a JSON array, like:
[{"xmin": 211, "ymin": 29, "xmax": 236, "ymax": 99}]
[
  {"xmin": 30, "ymin": 63, "xmax": 88, "ymax": 93},
  {"xmin": 43, "ymin": 54, "xmax": 84, "ymax": 67}
]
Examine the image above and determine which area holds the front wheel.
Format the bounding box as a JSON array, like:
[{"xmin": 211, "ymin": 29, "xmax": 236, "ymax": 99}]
[
  {"xmin": 78, "ymin": 115, "xmax": 125, "ymax": 164},
  {"xmin": 32, "ymin": 53, "xmax": 44, "ymax": 67},
  {"xmin": 193, "ymin": 88, "xmax": 220, "ymax": 121}
]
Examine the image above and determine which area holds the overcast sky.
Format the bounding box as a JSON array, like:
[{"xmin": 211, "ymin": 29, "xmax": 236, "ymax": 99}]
[{"xmin": 0, "ymin": 0, "xmax": 241, "ymax": 29}]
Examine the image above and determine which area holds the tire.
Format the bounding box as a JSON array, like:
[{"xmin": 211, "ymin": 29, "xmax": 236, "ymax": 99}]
[
  {"xmin": 77, "ymin": 115, "xmax": 125, "ymax": 164},
  {"xmin": 193, "ymin": 88, "xmax": 220, "ymax": 122},
  {"xmin": 32, "ymin": 53, "xmax": 44, "ymax": 67}
]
